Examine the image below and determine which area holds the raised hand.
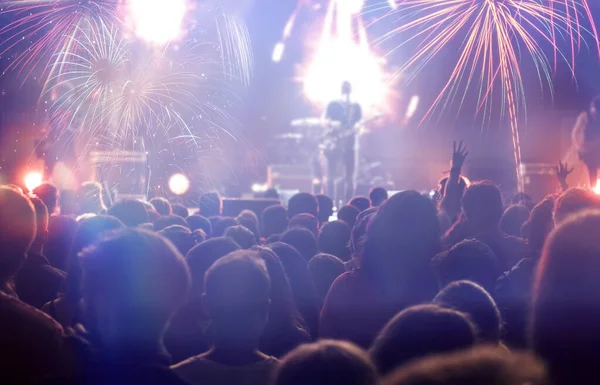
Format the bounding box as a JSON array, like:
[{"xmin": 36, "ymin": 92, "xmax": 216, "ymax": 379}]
[
  {"xmin": 452, "ymin": 140, "xmax": 469, "ymax": 169},
  {"xmin": 555, "ymin": 162, "xmax": 574, "ymax": 191}
]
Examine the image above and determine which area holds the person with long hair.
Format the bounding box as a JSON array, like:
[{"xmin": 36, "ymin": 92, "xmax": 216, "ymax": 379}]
[{"xmin": 572, "ymin": 97, "xmax": 600, "ymax": 187}]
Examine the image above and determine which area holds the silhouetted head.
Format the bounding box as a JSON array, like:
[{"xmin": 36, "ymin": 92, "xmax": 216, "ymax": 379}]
[
  {"xmin": 33, "ymin": 182, "xmax": 59, "ymax": 215},
  {"xmin": 350, "ymin": 211, "xmax": 375, "ymax": 255},
  {"xmin": 307, "ymin": 253, "xmax": 346, "ymax": 302},
  {"xmin": 369, "ymin": 187, "xmax": 388, "ymax": 207},
  {"xmin": 150, "ymin": 197, "xmax": 172, "ymax": 216},
  {"xmin": 532, "ymin": 210, "xmax": 600, "ymax": 384},
  {"xmin": 28, "ymin": 196, "xmax": 49, "ymax": 253},
  {"xmin": 370, "ymin": 304, "xmax": 477, "ymax": 375},
  {"xmin": 185, "ymin": 237, "xmax": 240, "ymax": 300},
  {"xmin": 289, "ymin": 213, "xmax": 320, "ymax": 237},
  {"xmin": 212, "ymin": 216, "xmax": 238, "ymax": 237},
  {"xmin": 281, "ymin": 227, "xmax": 318, "ymax": 261},
  {"xmin": 198, "ymin": 192, "xmax": 222, "ymax": 218},
  {"xmin": 44, "ymin": 215, "xmax": 78, "ymax": 270},
  {"xmin": 434, "ymin": 280, "xmax": 502, "ymax": 344},
  {"xmin": 276, "ymin": 340, "xmax": 377, "ymax": 385},
  {"xmin": 462, "ymin": 181, "xmax": 504, "ymax": 228},
  {"xmin": 203, "ymin": 251, "xmax": 270, "ymax": 347},
  {"xmin": 554, "ymin": 188, "xmax": 600, "ymax": 224},
  {"xmin": 383, "ymin": 346, "xmax": 547, "ymax": 385},
  {"xmin": 159, "ymin": 225, "xmax": 195, "ymax": 256},
  {"xmin": 262, "ymin": 205, "xmax": 289, "ymax": 238},
  {"xmin": 337, "ymin": 205, "xmax": 360, "ymax": 229},
  {"xmin": 288, "ymin": 193, "xmax": 318, "ymax": 218},
  {"xmin": 341, "ymin": 81, "xmax": 352, "ymax": 96},
  {"xmin": 171, "ymin": 203, "xmax": 189, "ymax": 218},
  {"xmin": 318, "ymin": 220, "xmax": 351, "ymax": 261},
  {"xmin": 153, "ymin": 214, "xmax": 188, "ymax": 231},
  {"xmin": 237, "ymin": 209, "xmax": 260, "ymax": 242},
  {"xmin": 186, "ymin": 215, "xmax": 212, "ymax": 238},
  {"xmin": 349, "ymin": 196, "xmax": 371, "ymax": 213},
  {"xmin": 438, "ymin": 176, "xmax": 468, "ymax": 199},
  {"xmin": 432, "ymin": 239, "xmax": 499, "ymax": 294},
  {"xmin": 224, "ymin": 225, "xmax": 257, "ymax": 249},
  {"xmin": 0, "ymin": 186, "xmax": 36, "ymax": 284},
  {"xmin": 316, "ymin": 194, "xmax": 334, "ymax": 224},
  {"xmin": 500, "ymin": 204, "xmax": 530, "ymax": 237},
  {"xmin": 78, "ymin": 182, "xmax": 106, "ymax": 215},
  {"xmin": 522, "ymin": 196, "xmax": 555, "ymax": 255},
  {"xmin": 107, "ymin": 199, "xmax": 148, "ymax": 227},
  {"xmin": 80, "ymin": 229, "xmax": 190, "ymax": 348}
]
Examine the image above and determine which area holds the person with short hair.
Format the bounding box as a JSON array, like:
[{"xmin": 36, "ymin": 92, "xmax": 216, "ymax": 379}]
[
  {"xmin": 500, "ymin": 204, "xmax": 530, "ymax": 237},
  {"xmin": 307, "ymin": 253, "xmax": 346, "ymax": 306},
  {"xmin": 369, "ymin": 187, "xmax": 388, "ymax": 207},
  {"xmin": 337, "ymin": 205, "xmax": 359, "ymax": 229},
  {"xmin": 531, "ymin": 210, "xmax": 600, "ymax": 385},
  {"xmin": 172, "ymin": 203, "xmax": 189, "ymax": 218},
  {"xmin": 0, "ymin": 186, "xmax": 72, "ymax": 382},
  {"xmin": 199, "ymin": 192, "xmax": 222, "ymax": 218},
  {"xmin": 369, "ymin": 304, "xmax": 477, "ymax": 375},
  {"xmin": 186, "ymin": 215, "xmax": 212, "ymax": 238},
  {"xmin": 432, "ymin": 239, "xmax": 499, "ymax": 295},
  {"xmin": 434, "ymin": 280, "xmax": 502, "ymax": 344},
  {"xmin": 280, "ymin": 228, "xmax": 318, "ymax": 261},
  {"xmin": 275, "ymin": 340, "xmax": 378, "ymax": 385},
  {"xmin": 172, "ymin": 251, "xmax": 280, "ymax": 385},
  {"xmin": 77, "ymin": 181, "xmax": 107, "ymax": 215},
  {"xmin": 154, "ymin": 214, "xmax": 189, "ymax": 231},
  {"xmin": 316, "ymin": 194, "xmax": 334, "ymax": 224},
  {"xmin": 73, "ymin": 228, "xmax": 191, "ymax": 384},
  {"xmin": 237, "ymin": 210, "xmax": 261, "ymax": 242},
  {"xmin": 288, "ymin": 213, "xmax": 320, "ymax": 237},
  {"xmin": 212, "ymin": 217, "xmax": 238, "ymax": 237},
  {"xmin": 107, "ymin": 198, "xmax": 149, "ymax": 227},
  {"xmin": 262, "ymin": 205, "xmax": 288, "ymax": 239},
  {"xmin": 382, "ymin": 346, "xmax": 547, "ymax": 385},
  {"xmin": 225, "ymin": 225, "xmax": 257, "ymax": 249},
  {"xmin": 553, "ymin": 187, "xmax": 600, "ymax": 224},
  {"xmin": 33, "ymin": 182, "xmax": 59, "ymax": 215},
  {"xmin": 348, "ymin": 196, "xmax": 371, "ymax": 212},
  {"xmin": 151, "ymin": 197, "xmax": 173, "ymax": 216},
  {"xmin": 44, "ymin": 215, "xmax": 78, "ymax": 271},
  {"xmin": 16, "ymin": 196, "xmax": 66, "ymax": 309},
  {"xmin": 318, "ymin": 220, "xmax": 352, "ymax": 262},
  {"xmin": 159, "ymin": 225, "xmax": 196, "ymax": 256},
  {"xmin": 288, "ymin": 193, "xmax": 318, "ymax": 218}
]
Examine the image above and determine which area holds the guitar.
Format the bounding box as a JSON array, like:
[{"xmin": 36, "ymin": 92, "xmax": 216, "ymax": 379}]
[{"xmin": 320, "ymin": 114, "xmax": 382, "ymax": 153}]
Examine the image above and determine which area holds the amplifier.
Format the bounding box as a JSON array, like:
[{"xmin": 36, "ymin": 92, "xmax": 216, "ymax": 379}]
[{"xmin": 267, "ymin": 164, "xmax": 314, "ymax": 193}]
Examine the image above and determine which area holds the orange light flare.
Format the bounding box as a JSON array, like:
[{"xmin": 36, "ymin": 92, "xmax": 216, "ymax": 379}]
[
  {"xmin": 24, "ymin": 172, "xmax": 44, "ymax": 192},
  {"xmin": 594, "ymin": 180, "xmax": 600, "ymax": 195},
  {"xmin": 300, "ymin": 0, "xmax": 394, "ymax": 114}
]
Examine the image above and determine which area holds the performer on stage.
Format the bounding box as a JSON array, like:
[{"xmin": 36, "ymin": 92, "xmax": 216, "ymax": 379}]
[
  {"xmin": 323, "ymin": 81, "xmax": 362, "ymax": 203},
  {"xmin": 573, "ymin": 97, "xmax": 600, "ymax": 187}
]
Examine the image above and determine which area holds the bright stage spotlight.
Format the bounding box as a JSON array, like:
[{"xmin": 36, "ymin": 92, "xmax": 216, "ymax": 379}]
[
  {"xmin": 127, "ymin": 0, "xmax": 187, "ymax": 45},
  {"xmin": 24, "ymin": 171, "xmax": 43, "ymax": 192},
  {"xmin": 594, "ymin": 181, "xmax": 600, "ymax": 195},
  {"xmin": 272, "ymin": 42, "xmax": 285, "ymax": 63},
  {"xmin": 169, "ymin": 173, "xmax": 190, "ymax": 195}
]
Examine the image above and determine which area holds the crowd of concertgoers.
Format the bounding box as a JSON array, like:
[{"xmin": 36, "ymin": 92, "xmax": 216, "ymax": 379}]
[{"xmin": 2, "ymin": 140, "xmax": 600, "ymax": 384}]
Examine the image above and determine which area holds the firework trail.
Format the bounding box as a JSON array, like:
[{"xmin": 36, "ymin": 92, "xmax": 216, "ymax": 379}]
[{"xmin": 377, "ymin": 0, "xmax": 599, "ymax": 191}]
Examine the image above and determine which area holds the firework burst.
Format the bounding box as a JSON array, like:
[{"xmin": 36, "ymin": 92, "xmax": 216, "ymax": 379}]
[{"xmin": 377, "ymin": 0, "xmax": 599, "ymax": 190}]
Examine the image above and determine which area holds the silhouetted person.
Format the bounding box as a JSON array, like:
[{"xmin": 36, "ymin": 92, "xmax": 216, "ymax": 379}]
[
  {"xmin": 269, "ymin": 242, "xmax": 320, "ymax": 339},
  {"xmin": 77, "ymin": 181, "xmax": 107, "ymax": 215},
  {"xmin": 72, "ymin": 228, "xmax": 191, "ymax": 384},
  {"xmin": 337, "ymin": 204, "xmax": 359, "ymax": 229},
  {"xmin": 275, "ymin": 340, "xmax": 377, "ymax": 385},
  {"xmin": 349, "ymin": 196, "xmax": 370, "ymax": 212},
  {"xmin": 438, "ymin": 141, "xmax": 469, "ymax": 224},
  {"xmin": 212, "ymin": 217, "xmax": 238, "ymax": 237},
  {"xmin": 172, "ymin": 251, "xmax": 279, "ymax": 385},
  {"xmin": 432, "ymin": 239, "xmax": 499, "ymax": 295},
  {"xmin": 307, "ymin": 253, "xmax": 346, "ymax": 306},
  {"xmin": 369, "ymin": 304, "xmax": 477, "ymax": 375},
  {"xmin": 160, "ymin": 225, "xmax": 196, "ymax": 256},
  {"xmin": 172, "ymin": 203, "xmax": 189, "ymax": 218},
  {"xmin": 572, "ymin": 97, "xmax": 600, "ymax": 186},
  {"xmin": 553, "ymin": 187, "xmax": 600, "ymax": 224},
  {"xmin": 107, "ymin": 198, "xmax": 149, "ymax": 227},
  {"xmin": 288, "ymin": 213, "xmax": 320, "ymax": 237},
  {"xmin": 369, "ymin": 187, "xmax": 388, "ymax": 207},
  {"xmin": 199, "ymin": 192, "xmax": 222, "ymax": 218},
  {"xmin": 186, "ymin": 215, "xmax": 212, "ymax": 238},
  {"xmin": 262, "ymin": 205, "xmax": 288, "ymax": 239},
  {"xmin": 151, "ymin": 197, "xmax": 173, "ymax": 216},
  {"xmin": 154, "ymin": 214, "xmax": 189, "ymax": 231},
  {"xmin": 434, "ymin": 280, "xmax": 502, "ymax": 344},
  {"xmin": 0, "ymin": 186, "xmax": 72, "ymax": 382},
  {"xmin": 288, "ymin": 193, "xmax": 318, "ymax": 218},
  {"xmin": 280, "ymin": 228, "xmax": 318, "ymax": 262},
  {"xmin": 531, "ymin": 210, "xmax": 600, "ymax": 385},
  {"xmin": 318, "ymin": 220, "xmax": 351, "ymax": 262},
  {"xmin": 44, "ymin": 215, "xmax": 78, "ymax": 271},
  {"xmin": 33, "ymin": 182, "xmax": 59, "ymax": 215},
  {"xmin": 16, "ymin": 196, "xmax": 66, "ymax": 309},
  {"xmin": 237, "ymin": 210, "xmax": 260, "ymax": 242},
  {"xmin": 316, "ymin": 194, "xmax": 334, "ymax": 224},
  {"xmin": 500, "ymin": 204, "xmax": 530, "ymax": 237},
  {"xmin": 225, "ymin": 225, "xmax": 257, "ymax": 249},
  {"xmin": 383, "ymin": 346, "xmax": 547, "ymax": 385},
  {"xmin": 321, "ymin": 191, "xmax": 440, "ymax": 348}
]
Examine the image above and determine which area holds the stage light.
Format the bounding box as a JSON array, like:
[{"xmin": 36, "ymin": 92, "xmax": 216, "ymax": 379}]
[
  {"xmin": 24, "ymin": 172, "xmax": 43, "ymax": 192},
  {"xmin": 387, "ymin": 0, "xmax": 398, "ymax": 9},
  {"xmin": 405, "ymin": 95, "xmax": 420, "ymax": 121},
  {"xmin": 272, "ymin": 42, "xmax": 285, "ymax": 63},
  {"xmin": 127, "ymin": 0, "xmax": 187, "ymax": 45},
  {"xmin": 594, "ymin": 181, "xmax": 600, "ymax": 195},
  {"xmin": 169, "ymin": 173, "xmax": 190, "ymax": 195},
  {"xmin": 251, "ymin": 183, "xmax": 268, "ymax": 193}
]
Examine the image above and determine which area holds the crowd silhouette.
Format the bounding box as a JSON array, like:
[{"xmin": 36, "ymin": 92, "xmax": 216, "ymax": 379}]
[{"xmin": 1, "ymin": 141, "xmax": 599, "ymax": 384}]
